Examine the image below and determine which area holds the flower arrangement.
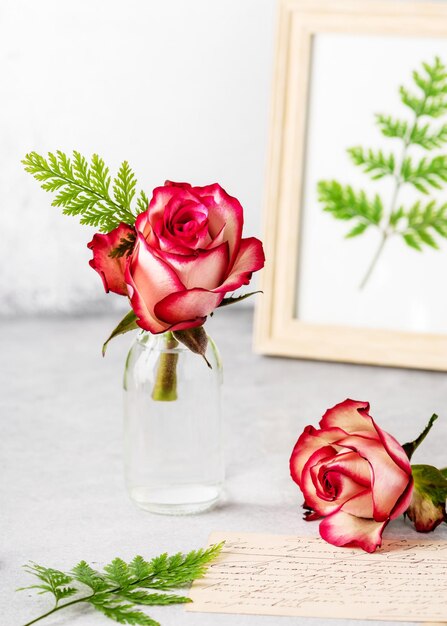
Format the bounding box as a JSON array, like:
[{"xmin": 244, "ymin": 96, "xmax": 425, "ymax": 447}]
[
  {"xmin": 290, "ymin": 399, "xmax": 447, "ymax": 552},
  {"xmin": 23, "ymin": 151, "xmax": 265, "ymax": 399}
]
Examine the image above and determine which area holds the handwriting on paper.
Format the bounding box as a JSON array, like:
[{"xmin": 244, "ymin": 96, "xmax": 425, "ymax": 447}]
[{"xmin": 187, "ymin": 532, "xmax": 447, "ymax": 622}]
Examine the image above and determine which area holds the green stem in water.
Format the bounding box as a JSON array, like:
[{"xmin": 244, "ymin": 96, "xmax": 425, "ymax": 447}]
[{"xmin": 151, "ymin": 332, "xmax": 179, "ymax": 402}]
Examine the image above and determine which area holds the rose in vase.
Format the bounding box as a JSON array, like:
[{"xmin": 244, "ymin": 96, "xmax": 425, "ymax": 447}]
[{"xmin": 88, "ymin": 181, "xmax": 265, "ymax": 333}]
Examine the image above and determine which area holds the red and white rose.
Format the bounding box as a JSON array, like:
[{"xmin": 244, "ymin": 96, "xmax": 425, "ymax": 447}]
[
  {"xmin": 290, "ymin": 399, "xmax": 414, "ymax": 553},
  {"xmin": 88, "ymin": 181, "xmax": 264, "ymax": 333}
]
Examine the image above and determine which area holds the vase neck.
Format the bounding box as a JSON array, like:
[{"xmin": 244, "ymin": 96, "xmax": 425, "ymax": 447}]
[{"xmin": 137, "ymin": 331, "xmax": 180, "ymax": 351}]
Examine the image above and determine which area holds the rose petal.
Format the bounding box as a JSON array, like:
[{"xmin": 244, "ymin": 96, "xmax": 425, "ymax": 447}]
[
  {"xmin": 165, "ymin": 317, "xmax": 207, "ymax": 332},
  {"xmin": 125, "ymin": 234, "xmax": 185, "ymax": 333},
  {"xmin": 135, "ymin": 208, "xmax": 150, "ymax": 238},
  {"xmin": 319, "ymin": 399, "xmax": 377, "ymax": 437},
  {"xmin": 372, "ymin": 423, "xmax": 413, "ymax": 475},
  {"xmin": 213, "ymin": 237, "xmax": 265, "ymax": 293},
  {"xmin": 147, "ymin": 184, "xmax": 196, "ymax": 226},
  {"xmin": 312, "ymin": 464, "xmax": 366, "ymax": 504},
  {"xmin": 290, "ymin": 425, "xmax": 347, "ymax": 487},
  {"xmin": 160, "ymin": 242, "xmax": 229, "ymax": 290},
  {"xmin": 336, "ymin": 434, "xmax": 411, "ymax": 521},
  {"xmin": 323, "ymin": 451, "xmax": 372, "ymax": 487},
  {"xmin": 301, "ymin": 447, "xmax": 340, "ymax": 516},
  {"xmin": 154, "ymin": 288, "xmax": 224, "ymax": 325},
  {"xmin": 319, "ymin": 510, "xmax": 387, "ymax": 553},
  {"xmin": 390, "ymin": 476, "xmax": 414, "ymax": 519},
  {"xmin": 340, "ymin": 489, "xmax": 374, "ymax": 518},
  {"xmin": 87, "ymin": 223, "xmax": 134, "ymax": 295},
  {"xmin": 195, "ymin": 183, "xmax": 244, "ymax": 268}
]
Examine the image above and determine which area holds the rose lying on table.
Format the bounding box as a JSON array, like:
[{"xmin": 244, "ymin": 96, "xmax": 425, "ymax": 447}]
[{"xmin": 290, "ymin": 399, "xmax": 447, "ymax": 553}]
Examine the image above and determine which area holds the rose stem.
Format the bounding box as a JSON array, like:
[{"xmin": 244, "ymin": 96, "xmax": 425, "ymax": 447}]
[{"xmin": 151, "ymin": 332, "xmax": 179, "ymax": 402}]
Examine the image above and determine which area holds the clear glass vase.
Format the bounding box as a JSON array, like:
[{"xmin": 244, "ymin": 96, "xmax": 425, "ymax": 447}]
[{"xmin": 123, "ymin": 330, "xmax": 224, "ymax": 514}]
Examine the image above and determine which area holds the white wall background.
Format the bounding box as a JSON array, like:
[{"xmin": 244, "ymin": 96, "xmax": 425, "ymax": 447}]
[{"xmin": 0, "ymin": 0, "xmax": 275, "ymax": 315}]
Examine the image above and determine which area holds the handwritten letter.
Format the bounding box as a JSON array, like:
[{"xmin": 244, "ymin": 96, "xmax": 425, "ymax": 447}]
[{"xmin": 187, "ymin": 531, "xmax": 447, "ymax": 622}]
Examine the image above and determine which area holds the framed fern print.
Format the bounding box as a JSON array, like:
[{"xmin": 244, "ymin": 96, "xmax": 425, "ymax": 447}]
[{"xmin": 255, "ymin": 0, "xmax": 447, "ymax": 370}]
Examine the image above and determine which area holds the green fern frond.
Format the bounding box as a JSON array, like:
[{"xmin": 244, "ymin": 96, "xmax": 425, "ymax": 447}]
[
  {"xmin": 19, "ymin": 543, "xmax": 223, "ymax": 626},
  {"xmin": 409, "ymin": 122, "xmax": 447, "ymax": 149},
  {"xmin": 21, "ymin": 563, "xmax": 77, "ymax": 602},
  {"xmin": 347, "ymin": 146, "xmax": 395, "ymax": 179},
  {"xmin": 401, "ymin": 155, "xmax": 447, "ymax": 193},
  {"xmin": 399, "ymin": 200, "xmax": 447, "ymax": 250},
  {"xmin": 22, "ymin": 151, "xmax": 148, "ymax": 233},
  {"xmin": 136, "ymin": 190, "xmax": 149, "ymax": 214},
  {"xmin": 375, "ymin": 114, "xmax": 409, "ymax": 141},
  {"xmin": 104, "ymin": 558, "xmax": 133, "ymax": 588},
  {"xmin": 88, "ymin": 596, "xmax": 158, "ymax": 625},
  {"xmin": 400, "ymin": 57, "xmax": 447, "ymax": 118},
  {"xmin": 319, "ymin": 56, "xmax": 447, "ymax": 289},
  {"xmin": 118, "ymin": 590, "xmax": 191, "ymax": 606},
  {"xmin": 318, "ymin": 181, "xmax": 383, "ymax": 233}
]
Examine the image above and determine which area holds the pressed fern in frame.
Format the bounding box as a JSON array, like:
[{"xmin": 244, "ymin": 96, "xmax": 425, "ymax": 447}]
[{"xmin": 318, "ymin": 57, "xmax": 447, "ymax": 289}]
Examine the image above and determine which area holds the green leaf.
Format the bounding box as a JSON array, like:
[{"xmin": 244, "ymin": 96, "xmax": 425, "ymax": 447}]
[
  {"xmin": 400, "ymin": 57, "xmax": 447, "ymax": 118},
  {"xmin": 19, "ymin": 543, "xmax": 223, "ymax": 626},
  {"xmin": 71, "ymin": 560, "xmax": 108, "ymax": 592},
  {"xmin": 389, "ymin": 206, "xmax": 405, "ymax": 227},
  {"xmin": 318, "ymin": 181, "xmax": 383, "ymax": 237},
  {"xmin": 347, "ymin": 146, "xmax": 395, "ymax": 179},
  {"xmin": 173, "ymin": 326, "xmax": 211, "ymax": 368},
  {"xmin": 20, "ymin": 563, "xmax": 77, "ymax": 602},
  {"xmin": 89, "ymin": 596, "xmax": 159, "ymax": 625},
  {"xmin": 147, "ymin": 542, "xmax": 224, "ymax": 590},
  {"xmin": 403, "ymin": 414, "xmax": 438, "ymax": 460},
  {"xmin": 103, "ymin": 311, "xmax": 139, "ymax": 356},
  {"xmin": 218, "ymin": 290, "xmax": 262, "ymax": 307},
  {"xmin": 128, "ymin": 556, "xmax": 151, "ymax": 582},
  {"xmin": 401, "ymin": 155, "xmax": 447, "ymax": 193},
  {"xmin": 403, "ymin": 233, "xmax": 422, "ymax": 251},
  {"xmin": 409, "ymin": 122, "xmax": 447, "ymax": 149},
  {"xmin": 406, "ymin": 464, "xmax": 447, "ymax": 532},
  {"xmin": 412, "ymin": 464, "xmax": 447, "ymax": 502},
  {"xmin": 345, "ymin": 223, "xmax": 368, "ymax": 238},
  {"xmin": 399, "ymin": 201, "xmax": 447, "ymax": 251},
  {"xmin": 136, "ymin": 190, "xmax": 149, "ymax": 215},
  {"xmin": 375, "ymin": 114, "xmax": 408, "ymax": 141},
  {"xmin": 113, "ymin": 161, "xmax": 137, "ymax": 211},
  {"xmin": 440, "ymin": 467, "xmax": 447, "ymax": 479},
  {"xmin": 22, "ymin": 151, "xmax": 148, "ymax": 233},
  {"xmin": 118, "ymin": 590, "xmax": 191, "ymax": 606},
  {"xmin": 104, "ymin": 558, "xmax": 132, "ymax": 588}
]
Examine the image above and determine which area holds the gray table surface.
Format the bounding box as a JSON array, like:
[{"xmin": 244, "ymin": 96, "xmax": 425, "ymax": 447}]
[{"xmin": 1, "ymin": 307, "xmax": 446, "ymax": 626}]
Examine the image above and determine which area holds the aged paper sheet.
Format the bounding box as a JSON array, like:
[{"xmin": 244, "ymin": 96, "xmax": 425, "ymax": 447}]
[{"xmin": 187, "ymin": 531, "xmax": 447, "ymax": 622}]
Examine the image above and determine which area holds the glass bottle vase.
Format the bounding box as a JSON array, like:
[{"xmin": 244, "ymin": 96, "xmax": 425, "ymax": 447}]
[{"xmin": 123, "ymin": 330, "xmax": 224, "ymax": 514}]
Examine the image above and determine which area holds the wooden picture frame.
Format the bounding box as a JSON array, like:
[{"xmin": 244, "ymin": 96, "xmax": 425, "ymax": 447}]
[{"xmin": 255, "ymin": 0, "xmax": 447, "ymax": 371}]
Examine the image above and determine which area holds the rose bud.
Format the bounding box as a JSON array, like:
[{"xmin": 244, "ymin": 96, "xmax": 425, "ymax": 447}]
[
  {"xmin": 406, "ymin": 464, "xmax": 447, "ymax": 532},
  {"xmin": 290, "ymin": 399, "xmax": 413, "ymax": 553},
  {"xmin": 88, "ymin": 223, "xmax": 135, "ymax": 295}
]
